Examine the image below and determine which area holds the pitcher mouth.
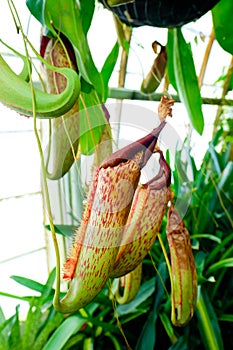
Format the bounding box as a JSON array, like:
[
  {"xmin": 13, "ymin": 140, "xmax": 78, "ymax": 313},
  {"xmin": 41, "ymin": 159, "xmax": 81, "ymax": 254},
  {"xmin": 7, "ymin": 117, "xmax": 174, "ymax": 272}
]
[{"xmin": 100, "ymin": 121, "xmax": 166, "ymax": 169}]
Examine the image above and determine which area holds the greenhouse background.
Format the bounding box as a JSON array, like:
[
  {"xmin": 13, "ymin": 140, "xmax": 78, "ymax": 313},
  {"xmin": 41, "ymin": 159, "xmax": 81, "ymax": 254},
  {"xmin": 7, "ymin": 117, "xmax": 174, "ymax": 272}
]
[{"xmin": 0, "ymin": 1, "xmax": 232, "ymax": 349}]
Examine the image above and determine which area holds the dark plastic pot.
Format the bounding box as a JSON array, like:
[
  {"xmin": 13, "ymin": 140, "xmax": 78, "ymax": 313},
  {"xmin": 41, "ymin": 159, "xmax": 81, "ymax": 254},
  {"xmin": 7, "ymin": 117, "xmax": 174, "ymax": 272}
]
[{"xmin": 100, "ymin": 0, "xmax": 220, "ymax": 28}]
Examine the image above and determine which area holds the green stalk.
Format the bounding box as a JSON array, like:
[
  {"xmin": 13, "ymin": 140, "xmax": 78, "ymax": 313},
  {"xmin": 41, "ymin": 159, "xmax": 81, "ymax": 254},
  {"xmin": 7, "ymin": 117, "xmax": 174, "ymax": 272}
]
[
  {"xmin": 83, "ymin": 337, "xmax": 94, "ymax": 350},
  {"xmin": 196, "ymin": 287, "xmax": 222, "ymax": 350},
  {"xmin": 8, "ymin": 0, "xmax": 62, "ymax": 307},
  {"xmin": 159, "ymin": 312, "xmax": 177, "ymax": 344},
  {"xmin": 158, "ymin": 233, "xmax": 173, "ymax": 290},
  {"xmin": 105, "ymin": 333, "xmax": 122, "ymax": 350}
]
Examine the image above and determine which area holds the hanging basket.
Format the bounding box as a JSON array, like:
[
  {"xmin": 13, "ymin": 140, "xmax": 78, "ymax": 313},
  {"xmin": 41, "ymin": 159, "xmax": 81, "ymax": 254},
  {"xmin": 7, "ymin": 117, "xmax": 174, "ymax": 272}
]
[{"xmin": 100, "ymin": 0, "xmax": 220, "ymax": 28}]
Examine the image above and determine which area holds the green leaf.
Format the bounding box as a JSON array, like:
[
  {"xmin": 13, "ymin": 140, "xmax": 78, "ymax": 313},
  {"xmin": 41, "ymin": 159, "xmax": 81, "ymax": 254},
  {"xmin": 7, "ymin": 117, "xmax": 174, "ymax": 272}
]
[
  {"xmin": 206, "ymin": 161, "xmax": 233, "ymax": 229},
  {"xmin": 10, "ymin": 275, "xmax": 48, "ymax": 294},
  {"xmin": 166, "ymin": 30, "xmax": 177, "ymax": 91},
  {"xmin": 195, "ymin": 251, "xmax": 208, "ymax": 282},
  {"xmin": 10, "ymin": 269, "xmax": 56, "ymax": 304},
  {"xmin": 43, "ymin": 0, "xmax": 104, "ymax": 99},
  {"xmin": 83, "ymin": 337, "xmax": 94, "ymax": 350},
  {"xmin": 45, "ymin": 224, "xmax": 76, "ymax": 237},
  {"xmin": 168, "ymin": 335, "xmax": 189, "ymax": 350},
  {"xmin": 206, "ymin": 232, "xmax": 233, "ymax": 265},
  {"xmin": 0, "ymin": 291, "xmax": 32, "ymax": 302},
  {"xmin": 8, "ymin": 306, "xmax": 22, "ymax": 350},
  {"xmin": 62, "ymin": 334, "xmax": 86, "ymax": 350},
  {"xmin": 33, "ymin": 312, "xmax": 64, "ymax": 350},
  {"xmin": 207, "ymin": 258, "xmax": 233, "ymax": 274},
  {"xmin": 42, "ymin": 314, "xmax": 86, "ymax": 350},
  {"xmin": 0, "ymin": 307, "xmax": 9, "ymax": 350},
  {"xmin": 135, "ymin": 262, "xmax": 168, "ymax": 350},
  {"xmin": 196, "ymin": 286, "xmax": 224, "ymax": 350},
  {"xmin": 160, "ymin": 313, "xmax": 178, "ymax": 345},
  {"xmin": 117, "ymin": 278, "xmax": 156, "ymax": 316},
  {"xmin": 0, "ymin": 307, "xmax": 6, "ymax": 326},
  {"xmin": 191, "ymin": 234, "xmax": 221, "ymax": 244},
  {"xmin": 26, "ymin": 0, "xmax": 44, "ymax": 26},
  {"xmin": 22, "ymin": 298, "xmax": 43, "ymax": 348},
  {"xmin": 80, "ymin": 0, "xmax": 95, "ymax": 35},
  {"xmin": 208, "ymin": 144, "xmax": 222, "ymax": 176},
  {"xmin": 196, "ymin": 190, "xmax": 213, "ymax": 233},
  {"xmin": 40, "ymin": 268, "xmax": 56, "ymax": 302},
  {"xmin": 101, "ymin": 41, "xmax": 119, "ymax": 102},
  {"xmin": 78, "ymin": 92, "xmax": 106, "ymax": 155},
  {"xmin": 104, "ymin": 333, "xmax": 121, "ymax": 350},
  {"xmin": 84, "ymin": 317, "xmax": 117, "ymax": 333},
  {"xmin": 212, "ymin": 0, "xmax": 233, "ymax": 55},
  {"xmin": 169, "ymin": 28, "xmax": 204, "ymax": 135},
  {"xmin": 20, "ymin": 275, "xmax": 58, "ymax": 349},
  {"xmin": 228, "ymin": 74, "xmax": 233, "ymax": 91},
  {"xmin": 218, "ymin": 314, "xmax": 233, "ymax": 322},
  {"xmin": 119, "ymin": 310, "xmax": 148, "ymax": 324}
]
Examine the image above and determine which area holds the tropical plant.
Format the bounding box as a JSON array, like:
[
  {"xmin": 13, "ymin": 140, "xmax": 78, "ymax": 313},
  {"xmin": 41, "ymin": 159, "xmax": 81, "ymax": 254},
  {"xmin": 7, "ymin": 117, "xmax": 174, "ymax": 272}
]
[{"xmin": 0, "ymin": 0, "xmax": 233, "ymax": 349}]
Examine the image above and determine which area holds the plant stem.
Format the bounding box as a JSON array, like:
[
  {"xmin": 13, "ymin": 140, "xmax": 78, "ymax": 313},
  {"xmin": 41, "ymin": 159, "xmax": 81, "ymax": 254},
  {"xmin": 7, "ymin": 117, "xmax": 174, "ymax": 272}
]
[
  {"xmin": 157, "ymin": 233, "xmax": 172, "ymax": 298},
  {"xmin": 198, "ymin": 28, "xmax": 215, "ymax": 87},
  {"xmin": 213, "ymin": 56, "xmax": 233, "ymax": 135},
  {"xmin": 108, "ymin": 87, "xmax": 233, "ymax": 106}
]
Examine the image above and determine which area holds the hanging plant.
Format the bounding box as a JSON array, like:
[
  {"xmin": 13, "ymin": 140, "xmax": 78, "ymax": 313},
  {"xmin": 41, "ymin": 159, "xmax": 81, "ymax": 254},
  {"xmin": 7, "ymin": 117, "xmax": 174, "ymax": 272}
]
[{"xmin": 100, "ymin": 0, "xmax": 220, "ymax": 28}]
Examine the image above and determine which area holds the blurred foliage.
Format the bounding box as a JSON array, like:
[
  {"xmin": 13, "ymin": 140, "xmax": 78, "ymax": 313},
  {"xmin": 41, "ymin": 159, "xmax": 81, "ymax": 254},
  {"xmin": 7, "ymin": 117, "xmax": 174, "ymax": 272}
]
[
  {"xmin": 1, "ymin": 118, "xmax": 232, "ymax": 349},
  {"xmin": 0, "ymin": 1, "xmax": 233, "ymax": 349}
]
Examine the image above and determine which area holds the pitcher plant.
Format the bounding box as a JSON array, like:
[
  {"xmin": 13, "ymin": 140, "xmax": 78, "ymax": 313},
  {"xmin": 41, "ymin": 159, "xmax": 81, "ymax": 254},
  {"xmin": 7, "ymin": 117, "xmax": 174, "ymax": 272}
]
[{"xmin": 0, "ymin": 0, "xmax": 198, "ymax": 331}]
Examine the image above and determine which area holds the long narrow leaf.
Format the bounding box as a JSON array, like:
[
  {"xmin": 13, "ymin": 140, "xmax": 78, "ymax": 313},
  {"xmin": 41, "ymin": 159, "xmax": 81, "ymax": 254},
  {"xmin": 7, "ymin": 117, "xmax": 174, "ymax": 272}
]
[
  {"xmin": 160, "ymin": 312, "xmax": 178, "ymax": 345},
  {"xmin": 33, "ymin": 312, "xmax": 64, "ymax": 350},
  {"xmin": 135, "ymin": 262, "xmax": 168, "ymax": 350},
  {"xmin": 191, "ymin": 234, "xmax": 221, "ymax": 244},
  {"xmin": 0, "ymin": 306, "xmax": 6, "ymax": 326},
  {"xmin": 22, "ymin": 297, "xmax": 43, "ymax": 349},
  {"xmin": 196, "ymin": 287, "xmax": 224, "ymax": 350},
  {"xmin": 207, "ymin": 258, "xmax": 233, "ymax": 274},
  {"xmin": 0, "ymin": 306, "xmax": 10, "ymax": 350},
  {"xmin": 170, "ymin": 28, "xmax": 204, "ymax": 135},
  {"xmin": 206, "ymin": 232, "xmax": 233, "ymax": 265},
  {"xmin": 101, "ymin": 41, "xmax": 119, "ymax": 101},
  {"xmin": 218, "ymin": 314, "xmax": 233, "ymax": 322},
  {"xmin": 117, "ymin": 278, "xmax": 156, "ymax": 317},
  {"xmin": 166, "ymin": 30, "xmax": 177, "ymax": 91},
  {"xmin": 42, "ymin": 314, "xmax": 86, "ymax": 350},
  {"xmin": 168, "ymin": 335, "xmax": 189, "ymax": 350},
  {"xmin": 41, "ymin": 268, "xmax": 56, "ymax": 302},
  {"xmin": 80, "ymin": 0, "xmax": 95, "ymax": 35},
  {"xmin": 78, "ymin": 92, "xmax": 106, "ymax": 155},
  {"xmin": 62, "ymin": 334, "xmax": 86, "ymax": 350},
  {"xmin": 0, "ymin": 291, "xmax": 32, "ymax": 302},
  {"xmin": 10, "ymin": 275, "xmax": 44, "ymax": 293},
  {"xmin": 8, "ymin": 306, "xmax": 21, "ymax": 350}
]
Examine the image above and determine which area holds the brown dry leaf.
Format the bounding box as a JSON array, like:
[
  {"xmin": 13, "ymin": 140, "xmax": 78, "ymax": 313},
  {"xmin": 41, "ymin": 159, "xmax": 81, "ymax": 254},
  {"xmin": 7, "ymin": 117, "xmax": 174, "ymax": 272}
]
[{"xmin": 158, "ymin": 96, "xmax": 175, "ymax": 122}]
